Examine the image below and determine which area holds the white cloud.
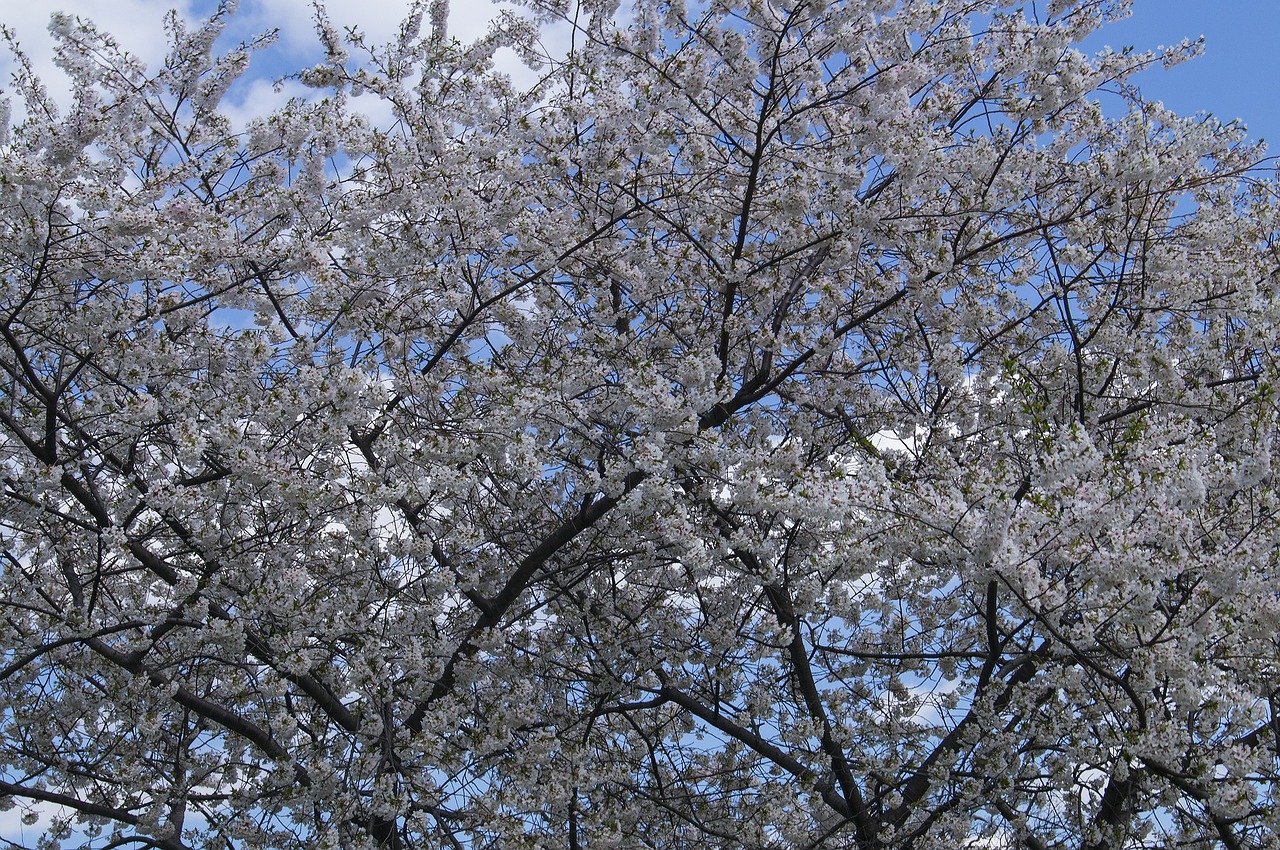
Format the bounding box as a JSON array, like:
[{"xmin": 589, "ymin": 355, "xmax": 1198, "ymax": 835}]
[
  {"xmin": 235, "ymin": 0, "xmax": 552, "ymax": 77},
  {"xmin": 0, "ymin": 0, "xmax": 541, "ymax": 110},
  {"xmin": 1, "ymin": 0, "xmax": 197, "ymax": 104}
]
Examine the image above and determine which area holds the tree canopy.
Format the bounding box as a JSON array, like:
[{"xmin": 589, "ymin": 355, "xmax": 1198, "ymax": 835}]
[{"xmin": 1, "ymin": 1, "xmax": 1278, "ymax": 847}]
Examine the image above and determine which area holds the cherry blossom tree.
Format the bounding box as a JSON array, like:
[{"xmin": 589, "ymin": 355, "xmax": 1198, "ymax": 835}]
[{"xmin": 1, "ymin": 0, "xmax": 1278, "ymax": 847}]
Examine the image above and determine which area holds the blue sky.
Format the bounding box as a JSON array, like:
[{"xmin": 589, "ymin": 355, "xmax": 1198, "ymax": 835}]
[{"xmin": 1093, "ymin": 0, "xmax": 1280, "ymax": 150}]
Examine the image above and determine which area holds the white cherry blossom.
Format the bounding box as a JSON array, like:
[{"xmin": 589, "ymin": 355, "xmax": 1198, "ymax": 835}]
[{"xmin": 1, "ymin": 1, "xmax": 1278, "ymax": 848}]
